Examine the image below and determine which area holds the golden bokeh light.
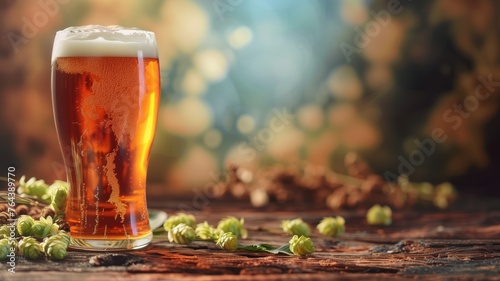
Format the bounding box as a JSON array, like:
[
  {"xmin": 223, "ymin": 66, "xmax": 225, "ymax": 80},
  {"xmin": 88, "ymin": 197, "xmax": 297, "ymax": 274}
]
[
  {"xmin": 340, "ymin": 0, "xmax": 368, "ymax": 25},
  {"xmin": 182, "ymin": 68, "xmax": 207, "ymax": 96},
  {"xmin": 297, "ymin": 104, "xmax": 324, "ymax": 132},
  {"xmin": 362, "ymin": 20, "xmax": 406, "ymax": 64},
  {"xmin": 236, "ymin": 114, "xmax": 256, "ymax": 134},
  {"xmin": 266, "ymin": 126, "xmax": 305, "ymax": 163},
  {"xmin": 327, "ymin": 65, "xmax": 363, "ymax": 101},
  {"xmin": 161, "ymin": 0, "xmax": 209, "ymax": 54},
  {"xmin": 166, "ymin": 145, "xmax": 217, "ymax": 188},
  {"xmin": 228, "ymin": 26, "xmax": 253, "ymax": 49},
  {"xmin": 194, "ymin": 49, "xmax": 229, "ymax": 82},
  {"xmin": 161, "ymin": 97, "xmax": 213, "ymax": 137}
]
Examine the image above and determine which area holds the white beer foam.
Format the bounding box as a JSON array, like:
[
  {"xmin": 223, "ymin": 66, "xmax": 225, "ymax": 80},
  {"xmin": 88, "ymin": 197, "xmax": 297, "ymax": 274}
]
[{"xmin": 52, "ymin": 25, "xmax": 158, "ymax": 61}]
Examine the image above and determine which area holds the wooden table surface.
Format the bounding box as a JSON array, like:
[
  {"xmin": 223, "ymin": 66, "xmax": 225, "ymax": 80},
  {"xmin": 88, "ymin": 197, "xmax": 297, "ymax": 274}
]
[{"xmin": 1, "ymin": 197, "xmax": 500, "ymax": 281}]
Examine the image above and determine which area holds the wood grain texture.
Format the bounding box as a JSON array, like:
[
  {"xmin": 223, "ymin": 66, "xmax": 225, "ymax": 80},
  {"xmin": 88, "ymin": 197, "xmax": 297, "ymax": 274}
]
[{"xmin": 1, "ymin": 198, "xmax": 500, "ymax": 280}]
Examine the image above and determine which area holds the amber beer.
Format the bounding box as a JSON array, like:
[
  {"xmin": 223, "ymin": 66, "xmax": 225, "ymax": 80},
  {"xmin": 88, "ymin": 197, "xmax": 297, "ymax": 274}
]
[{"xmin": 51, "ymin": 26, "xmax": 160, "ymax": 250}]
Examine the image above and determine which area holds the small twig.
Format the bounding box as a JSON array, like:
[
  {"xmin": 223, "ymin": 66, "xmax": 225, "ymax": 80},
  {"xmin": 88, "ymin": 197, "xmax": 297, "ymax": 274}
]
[
  {"xmin": 0, "ymin": 191, "xmax": 47, "ymax": 207},
  {"xmin": 0, "ymin": 177, "xmax": 11, "ymax": 183}
]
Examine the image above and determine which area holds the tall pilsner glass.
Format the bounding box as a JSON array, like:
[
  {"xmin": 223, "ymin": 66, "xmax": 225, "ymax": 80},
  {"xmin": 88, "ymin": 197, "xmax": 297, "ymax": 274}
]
[{"xmin": 51, "ymin": 26, "xmax": 160, "ymax": 250}]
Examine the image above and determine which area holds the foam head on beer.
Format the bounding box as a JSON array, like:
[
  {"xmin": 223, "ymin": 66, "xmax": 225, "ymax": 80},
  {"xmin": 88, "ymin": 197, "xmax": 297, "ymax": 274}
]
[
  {"xmin": 52, "ymin": 25, "xmax": 160, "ymax": 144},
  {"xmin": 52, "ymin": 25, "xmax": 158, "ymax": 61}
]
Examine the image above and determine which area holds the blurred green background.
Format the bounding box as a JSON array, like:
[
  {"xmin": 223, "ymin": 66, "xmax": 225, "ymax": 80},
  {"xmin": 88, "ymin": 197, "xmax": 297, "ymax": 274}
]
[{"xmin": 0, "ymin": 0, "xmax": 499, "ymax": 196}]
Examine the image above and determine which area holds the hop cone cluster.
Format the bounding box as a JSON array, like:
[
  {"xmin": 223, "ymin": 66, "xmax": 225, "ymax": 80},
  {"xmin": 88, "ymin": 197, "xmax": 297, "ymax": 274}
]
[
  {"xmin": 366, "ymin": 204, "xmax": 392, "ymax": 226},
  {"xmin": 163, "ymin": 213, "xmax": 197, "ymax": 231},
  {"xmin": 216, "ymin": 232, "xmax": 238, "ymax": 251},
  {"xmin": 31, "ymin": 216, "xmax": 59, "ymax": 239},
  {"xmin": 16, "ymin": 215, "xmax": 35, "ymax": 236},
  {"xmin": 13, "ymin": 176, "xmax": 72, "ymax": 261},
  {"xmin": 56, "ymin": 230, "xmax": 71, "ymax": 246},
  {"xmin": 41, "ymin": 232, "xmax": 69, "ymax": 260},
  {"xmin": 317, "ymin": 216, "xmax": 345, "ymax": 238},
  {"xmin": 168, "ymin": 223, "xmax": 196, "ymax": 244},
  {"xmin": 0, "ymin": 225, "xmax": 10, "ymax": 239},
  {"xmin": 18, "ymin": 176, "xmax": 50, "ymax": 202},
  {"xmin": 0, "ymin": 239, "xmax": 11, "ymax": 260},
  {"xmin": 281, "ymin": 218, "xmax": 311, "ymax": 237},
  {"xmin": 195, "ymin": 221, "xmax": 216, "ymax": 241},
  {"xmin": 49, "ymin": 182, "xmax": 68, "ymax": 212},
  {"xmin": 217, "ymin": 217, "xmax": 247, "ymax": 239},
  {"xmin": 18, "ymin": 237, "xmax": 43, "ymax": 260},
  {"xmin": 289, "ymin": 235, "xmax": 315, "ymax": 256}
]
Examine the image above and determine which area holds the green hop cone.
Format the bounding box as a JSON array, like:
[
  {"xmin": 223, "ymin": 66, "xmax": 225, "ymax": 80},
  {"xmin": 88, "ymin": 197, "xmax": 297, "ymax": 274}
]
[
  {"xmin": 281, "ymin": 218, "xmax": 311, "ymax": 237},
  {"xmin": 18, "ymin": 237, "xmax": 43, "ymax": 260},
  {"xmin": 366, "ymin": 204, "xmax": 392, "ymax": 226},
  {"xmin": 216, "ymin": 232, "xmax": 238, "ymax": 251},
  {"xmin": 16, "ymin": 215, "xmax": 35, "ymax": 236},
  {"xmin": 163, "ymin": 213, "xmax": 196, "ymax": 231},
  {"xmin": 49, "ymin": 183, "xmax": 68, "ymax": 213},
  {"xmin": 217, "ymin": 217, "xmax": 247, "ymax": 239},
  {"xmin": 41, "ymin": 235, "xmax": 68, "ymax": 260},
  {"xmin": 18, "ymin": 176, "xmax": 50, "ymax": 202},
  {"xmin": 168, "ymin": 223, "xmax": 196, "ymax": 244},
  {"xmin": 195, "ymin": 221, "xmax": 216, "ymax": 241},
  {"xmin": 31, "ymin": 216, "xmax": 59, "ymax": 239},
  {"xmin": 57, "ymin": 230, "xmax": 71, "ymax": 246},
  {"xmin": 317, "ymin": 216, "xmax": 345, "ymax": 238},
  {"xmin": 0, "ymin": 225, "xmax": 10, "ymax": 239},
  {"xmin": 433, "ymin": 182, "xmax": 457, "ymax": 209},
  {"xmin": 289, "ymin": 235, "xmax": 315, "ymax": 256},
  {"xmin": 0, "ymin": 238, "xmax": 10, "ymax": 260},
  {"xmin": 212, "ymin": 229, "xmax": 225, "ymax": 241}
]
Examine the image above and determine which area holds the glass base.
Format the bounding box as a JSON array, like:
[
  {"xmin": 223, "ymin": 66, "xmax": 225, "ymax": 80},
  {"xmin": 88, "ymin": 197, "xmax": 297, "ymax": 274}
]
[{"xmin": 69, "ymin": 231, "xmax": 152, "ymax": 251}]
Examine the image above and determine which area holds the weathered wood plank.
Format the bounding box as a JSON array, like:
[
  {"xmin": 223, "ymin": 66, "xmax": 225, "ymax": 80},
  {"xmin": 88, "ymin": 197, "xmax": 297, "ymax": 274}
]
[{"xmin": 1, "ymin": 200, "xmax": 500, "ymax": 280}]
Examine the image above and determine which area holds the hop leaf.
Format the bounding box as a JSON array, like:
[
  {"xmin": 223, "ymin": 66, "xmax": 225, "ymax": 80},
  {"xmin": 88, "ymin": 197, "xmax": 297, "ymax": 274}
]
[
  {"xmin": 41, "ymin": 235, "xmax": 68, "ymax": 260},
  {"xmin": 216, "ymin": 232, "xmax": 238, "ymax": 251},
  {"xmin": 0, "ymin": 239, "xmax": 10, "ymax": 260},
  {"xmin": 217, "ymin": 217, "xmax": 247, "ymax": 239},
  {"xmin": 16, "ymin": 215, "xmax": 35, "ymax": 236},
  {"xmin": 317, "ymin": 216, "xmax": 345, "ymax": 238},
  {"xmin": 366, "ymin": 204, "xmax": 392, "ymax": 226},
  {"xmin": 163, "ymin": 213, "xmax": 196, "ymax": 231},
  {"xmin": 49, "ymin": 182, "xmax": 68, "ymax": 212},
  {"xmin": 18, "ymin": 176, "xmax": 50, "ymax": 202},
  {"xmin": 281, "ymin": 218, "xmax": 311, "ymax": 237},
  {"xmin": 31, "ymin": 216, "xmax": 59, "ymax": 239},
  {"xmin": 18, "ymin": 237, "xmax": 43, "ymax": 260},
  {"xmin": 195, "ymin": 221, "xmax": 216, "ymax": 241},
  {"xmin": 168, "ymin": 223, "xmax": 196, "ymax": 244},
  {"xmin": 289, "ymin": 235, "xmax": 315, "ymax": 256}
]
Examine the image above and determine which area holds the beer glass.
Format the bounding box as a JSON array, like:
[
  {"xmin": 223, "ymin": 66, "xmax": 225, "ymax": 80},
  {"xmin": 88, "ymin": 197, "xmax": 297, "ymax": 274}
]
[{"xmin": 51, "ymin": 26, "xmax": 160, "ymax": 250}]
